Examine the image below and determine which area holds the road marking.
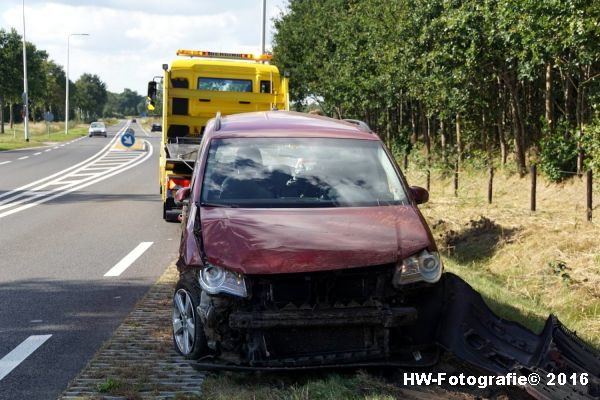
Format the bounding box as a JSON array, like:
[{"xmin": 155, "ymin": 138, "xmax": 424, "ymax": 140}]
[
  {"xmin": 0, "ymin": 122, "xmax": 150, "ymax": 219},
  {"xmin": 53, "ymin": 146, "xmax": 59, "ymax": 149},
  {"xmin": 0, "ymin": 335, "xmax": 52, "ymax": 381},
  {"xmin": 0, "ymin": 123, "xmax": 127, "ymax": 202},
  {"xmin": 33, "ymin": 152, "xmax": 42, "ymax": 156},
  {"xmin": 0, "ymin": 161, "xmax": 10, "ymax": 166},
  {"xmin": 44, "ymin": 149, "xmax": 51, "ymax": 152},
  {"xmin": 0, "ymin": 139, "xmax": 151, "ymax": 218},
  {"xmin": 18, "ymin": 156, "xmax": 29, "ymax": 160},
  {"xmin": 104, "ymin": 242, "xmax": 154, "ymax": 277},
  {"xmin": 30, "ymin": 320, "xmax": 43, "ymax": 323}
]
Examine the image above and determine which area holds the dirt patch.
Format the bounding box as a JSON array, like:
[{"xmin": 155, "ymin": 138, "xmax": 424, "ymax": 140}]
[{"xmin": 433, "ymin": 216, "xmax": 518, "ymax": 263}]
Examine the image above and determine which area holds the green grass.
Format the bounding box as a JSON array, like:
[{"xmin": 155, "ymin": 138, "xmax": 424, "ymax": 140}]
[
  {"xmin": 0, "ymin": 121, "xmax": 88, "ymax": 151},
  {"xmin": 200, "ymin": 371, "xmax": 403, "ymax": 400}
]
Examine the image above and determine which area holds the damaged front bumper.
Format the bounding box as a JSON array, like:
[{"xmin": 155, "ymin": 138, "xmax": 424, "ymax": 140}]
[{"xmin": 192, "ymin": 271, "xmax": 600, "ymax": 399}]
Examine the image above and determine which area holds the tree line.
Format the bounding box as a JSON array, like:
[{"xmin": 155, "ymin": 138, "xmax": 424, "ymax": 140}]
[
  {"xmin": 0, "ymin": 28, "xmax": 145, "ymax": 133},
  {"xmin": 273, "ymin": 0, "xmax": 600, "ymax": 180}
]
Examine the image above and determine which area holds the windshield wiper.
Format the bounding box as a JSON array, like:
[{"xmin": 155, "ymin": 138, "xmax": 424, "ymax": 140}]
[{"xmin": 200, "ymin": 202, "xmax": 238, "ymax": 208}]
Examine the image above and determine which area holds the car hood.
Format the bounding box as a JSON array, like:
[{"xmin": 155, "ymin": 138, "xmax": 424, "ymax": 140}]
[{"xmin": 200, "ymin": 205, "xmax": 434, "ymax": 275}]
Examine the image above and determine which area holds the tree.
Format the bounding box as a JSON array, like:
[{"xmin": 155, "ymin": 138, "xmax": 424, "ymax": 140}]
[{"xmin": 74, "ymin": 73, "xmax": 107, "ymax": 121}]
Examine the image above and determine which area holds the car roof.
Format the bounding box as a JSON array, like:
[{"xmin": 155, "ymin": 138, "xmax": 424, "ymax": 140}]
[{"xmin": 205, "ymin": 111, "xmax": 378, "ymax": 141}]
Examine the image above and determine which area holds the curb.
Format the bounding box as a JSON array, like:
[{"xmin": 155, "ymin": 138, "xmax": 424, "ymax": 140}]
[{"xmin": 60, "ymin": 262, "xmax": 205, "ymax": 400}]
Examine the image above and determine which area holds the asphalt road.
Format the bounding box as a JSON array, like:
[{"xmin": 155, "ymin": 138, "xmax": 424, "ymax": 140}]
[{"xmin": 0, "ymin": 121, "xmax": 181, "ymax": 400}]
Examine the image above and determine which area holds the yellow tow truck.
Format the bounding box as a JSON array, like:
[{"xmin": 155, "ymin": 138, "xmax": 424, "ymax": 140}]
[{"xmin": 147, "ymin": 50, "xmax": 289, "ymax": 221}]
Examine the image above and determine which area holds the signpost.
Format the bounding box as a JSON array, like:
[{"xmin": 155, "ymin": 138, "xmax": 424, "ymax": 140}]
[{"xmin": 44, "ymin": 111, "xmax": 54, "ymax": 137}]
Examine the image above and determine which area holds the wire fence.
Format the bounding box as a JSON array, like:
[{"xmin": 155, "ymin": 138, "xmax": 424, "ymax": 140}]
[{"xmin": 403, "ymin": 161, "xmax": 596, "ymax": 222}]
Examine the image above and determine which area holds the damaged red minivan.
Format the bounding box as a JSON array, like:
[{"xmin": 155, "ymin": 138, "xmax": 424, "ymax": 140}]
[{"xmin": 173, "ymin": 111, "xmax": 443, "ymax": 369}]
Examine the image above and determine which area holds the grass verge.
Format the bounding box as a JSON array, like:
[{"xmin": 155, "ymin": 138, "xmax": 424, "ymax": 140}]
[{"xmin": 0, "ymin": 121, "xmax": 89, "ymax": 151}]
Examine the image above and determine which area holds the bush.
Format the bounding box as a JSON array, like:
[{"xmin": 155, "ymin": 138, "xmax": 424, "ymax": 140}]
[{"xmin": 539, "ymin": 125, "xmax": 578, "ymax": 182}]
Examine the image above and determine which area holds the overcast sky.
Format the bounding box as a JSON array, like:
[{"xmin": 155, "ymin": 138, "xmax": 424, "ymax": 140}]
[{"xmin": 0, "ymin": 0, "xmax": 289, "ymax": 95}]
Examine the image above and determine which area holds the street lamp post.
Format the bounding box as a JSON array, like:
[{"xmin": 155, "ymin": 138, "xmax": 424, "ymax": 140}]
[
  {"xmin": 65, "ymin": 33, "xmax": 89, "ymax": 135},
  {"xmin": 22, "ymin": 0, "xmax": 29, "ymax": 142}
]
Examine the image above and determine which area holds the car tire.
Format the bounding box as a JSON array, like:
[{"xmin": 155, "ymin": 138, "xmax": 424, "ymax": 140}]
[{"xmin": 172, "ymin": 276, "xmax": 208, "ymax": 359}]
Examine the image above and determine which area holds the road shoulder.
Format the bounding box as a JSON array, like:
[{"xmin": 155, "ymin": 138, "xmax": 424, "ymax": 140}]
[{"xmin": 60, "ymin": 262, "xmax": 205, "ymax": 399}]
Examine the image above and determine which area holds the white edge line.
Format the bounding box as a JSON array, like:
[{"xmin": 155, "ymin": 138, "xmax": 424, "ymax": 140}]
[
  {"xmin": 0, "ymin": 335, "xmax": 52, "ymax": 381},
  {"xmin": 0, "ymin": 139, "xmax": 152, "ymax": 219},
  {"xmin": 104, "ymin": 242, "xmax": 153, "ymax": 277},
  {"xmin": 0, "ymin": 122, "xmax": 129, "ymax": 201}
]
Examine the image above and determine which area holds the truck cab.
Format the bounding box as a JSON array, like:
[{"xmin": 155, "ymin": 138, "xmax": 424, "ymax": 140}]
[{"xmin": 148, "ymin": 50, "xmax": 289, "ymax": 221}]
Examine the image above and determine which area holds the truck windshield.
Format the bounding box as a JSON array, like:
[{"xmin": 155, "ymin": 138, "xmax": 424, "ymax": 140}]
[
  {"xmin": 201, "ymin": 138, "xmax": 409, "ymax": 208},
  {"xmin": 198, "ymin": 78, "xmax": 252, "ymax": 92}
]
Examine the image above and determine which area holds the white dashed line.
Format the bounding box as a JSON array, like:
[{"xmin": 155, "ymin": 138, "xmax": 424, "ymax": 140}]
[
  {"xmin": 0, "ymin": 335, "xmax": 52, "ymax": 381},
  {"xmin": 18, "ymin": 156, "xmax": 29, "ymax": 160},
  {"xmin": 104, "ymin": 242, "xmax": 154, "ymax": 277},
  {"xmin": 0, "ymin": 161, "xmax": 10, "ymax": 166},
  {"xmin": 44, "ymin": 149, "xmax": 51, "ymax": 152},
  {"xmin": 33, "ymin": 152, "xmax": 42, "ymax": 156}
]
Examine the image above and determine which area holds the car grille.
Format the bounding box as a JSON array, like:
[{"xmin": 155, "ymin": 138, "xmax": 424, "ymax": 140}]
[{"xmin": 248, "ymin": 263, "xmax": 396, "ymax": 309}]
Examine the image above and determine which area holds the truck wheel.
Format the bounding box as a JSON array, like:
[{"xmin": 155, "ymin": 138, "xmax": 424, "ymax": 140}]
[{"xmin": 172, "ymin": 278, "xmax": 208, "ymax": 359}]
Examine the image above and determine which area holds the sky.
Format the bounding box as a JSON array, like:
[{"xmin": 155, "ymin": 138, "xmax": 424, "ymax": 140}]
[{"xmin": 0, "ymin": 0, "xmax": 289, "ymax": 95}]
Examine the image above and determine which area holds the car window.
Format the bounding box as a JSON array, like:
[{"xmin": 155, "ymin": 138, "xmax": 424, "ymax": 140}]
[
  {"xmin": 201, "ymin": 138, "xmax": 409, "ymax": 208},
  {"xmin": 198, "ymin": 77, "xmax": 252, "ymax": 92}
]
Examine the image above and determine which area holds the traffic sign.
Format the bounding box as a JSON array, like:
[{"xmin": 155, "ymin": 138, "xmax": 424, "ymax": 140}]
[
  {"xmin": 43, "ymin": 112, "xmax": 54, "ymax": 122},
  {"xmin": 121, "ymin": 131, "xmax": 135, "ymax": 147}
]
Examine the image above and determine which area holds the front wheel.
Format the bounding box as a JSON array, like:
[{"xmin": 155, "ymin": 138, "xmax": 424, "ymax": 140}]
[{"xmin": 172, "ymin": 278, "xmax": 208, "ymax": 359}]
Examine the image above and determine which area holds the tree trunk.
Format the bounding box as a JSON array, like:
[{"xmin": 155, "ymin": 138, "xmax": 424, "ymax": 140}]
[
  {"xmin": 576, "ymin": 83, "xmax": 584, "ymax": 175},
  {"xmin": 440, "ymin": 119, "xmax": 447, "ymax": 163},
  {"xmin": 545, "ymin": 62, "xmax": 553, "ymax": 132},
  {"xmin": 497, "ymin": 77, "xmax": 508, "ymax": 165},
  {"xmin": 455, "ymin": 113, "xmax": 463, "ymax": 164},
  {"xmin": 505, "ymin": 71, "xmax": 527, "ymax": 177},
  {"xmin": 564, "ymin": 74, "xmax": 573, "ymax": 138},
  {"xmin": 9, "ymin": 102, "xmax": 14, "ymax": 129},
  {"xmin": 410, "ymin": 103, "xmax": 418, "ymax": 144},
  {"xmin": 0, "ymin": 95, "xmax": 4, "ymax": 134}
]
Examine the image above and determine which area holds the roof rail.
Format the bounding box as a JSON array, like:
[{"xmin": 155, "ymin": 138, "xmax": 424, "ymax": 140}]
[
  {"xmin": 343, "ymin": 119, "xmax": 372, "ymax": 133},
  {"xmin": 215, "ymin": 112, "xmax": 222, "ymax": 131}
]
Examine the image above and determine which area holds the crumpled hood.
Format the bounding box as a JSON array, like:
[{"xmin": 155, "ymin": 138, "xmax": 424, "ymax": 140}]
[{"xmin": 200, "ymin": 205, "xmax": 434, "ymax": 275}]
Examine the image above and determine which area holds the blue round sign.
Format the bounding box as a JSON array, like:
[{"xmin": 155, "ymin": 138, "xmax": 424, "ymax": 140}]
[{"xmin": 121, "ymin": 131, "xmax": 135, "ymax": 147}]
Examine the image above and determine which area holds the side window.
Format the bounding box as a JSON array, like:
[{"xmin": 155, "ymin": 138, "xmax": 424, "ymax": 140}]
[
  {"xmin": 260, "ymin": 80, "xmax": 271, "ymax": 93},
  {"xmin": 171, "ymin": 78, "xmax": 189, "ymax": 88}
]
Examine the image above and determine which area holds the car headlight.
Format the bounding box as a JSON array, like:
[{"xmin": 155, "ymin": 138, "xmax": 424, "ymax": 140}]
[
  {"xmin": 393, "ymin": 250, "xmax": 442, "ymax": 286},
  {"xmin": 198, "ymin": 263, "xmax": 248, "ymax": 297}
]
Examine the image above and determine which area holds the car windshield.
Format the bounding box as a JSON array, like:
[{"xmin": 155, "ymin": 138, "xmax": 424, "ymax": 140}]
[
  {"xmin": 201, "ymin": 138, "xmax": 409, "ymax": 208},
  {"xmin": 90, "ymin": 122, "xmax": 104, "ymax": 128}
]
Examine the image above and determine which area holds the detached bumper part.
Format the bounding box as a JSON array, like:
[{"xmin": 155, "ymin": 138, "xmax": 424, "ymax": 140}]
[{"xmin": 438, "ymin": 273, "xmax": 600, "ymax": 400}]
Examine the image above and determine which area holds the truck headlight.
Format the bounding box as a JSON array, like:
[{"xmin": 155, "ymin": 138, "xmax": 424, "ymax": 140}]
[
  {"xmin": 393, "ymin": 250, "xmax": 442, "ymax": 286},
  {"xmin": 198, "ymin": 264, "xmax": 248, "ymax": 297}
]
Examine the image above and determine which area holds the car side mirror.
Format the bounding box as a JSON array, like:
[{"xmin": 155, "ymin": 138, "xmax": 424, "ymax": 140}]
[
  {"xmin": 175, "ymin": 187, "xmax": 191, "ymax": 203},
  {"xmin": 410, "ymin": 186, "xmax": 429, "ymax": 204}
]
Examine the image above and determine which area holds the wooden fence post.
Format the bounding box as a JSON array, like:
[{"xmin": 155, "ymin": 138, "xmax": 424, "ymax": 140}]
[
  {"xmin": 531, "ymin": 164, "xmax": 537, "ymax": 212},
  {"xmin": 488, "ymin": 166, "xmax": 493, "ymax": 204},
  {"xmin": 454, "ymin": 160, "xmax": 459, "ymax": 197},
  {"xmin": 587, "ymin": 169, "xmax": 593, "ymax": 222}
]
